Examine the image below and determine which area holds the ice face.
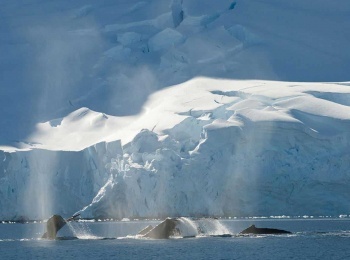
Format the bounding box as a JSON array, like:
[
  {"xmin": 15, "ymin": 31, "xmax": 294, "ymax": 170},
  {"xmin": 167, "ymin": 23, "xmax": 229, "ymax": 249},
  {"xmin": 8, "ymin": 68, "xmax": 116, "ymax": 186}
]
[
  {"xmin": 77, "ymin": 79, "xmax": 350, "ymax": 219},
  {"xmin": 0, "ymin": 140, "xmax": 122, "ymax": 220}
]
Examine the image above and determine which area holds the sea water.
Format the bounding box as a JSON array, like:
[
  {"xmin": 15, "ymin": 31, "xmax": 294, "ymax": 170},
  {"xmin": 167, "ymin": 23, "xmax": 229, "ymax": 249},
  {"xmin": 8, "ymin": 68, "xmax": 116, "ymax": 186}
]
[{"xmin": 0, "ymin": 218, "xmax": 349, "ymax": 259}]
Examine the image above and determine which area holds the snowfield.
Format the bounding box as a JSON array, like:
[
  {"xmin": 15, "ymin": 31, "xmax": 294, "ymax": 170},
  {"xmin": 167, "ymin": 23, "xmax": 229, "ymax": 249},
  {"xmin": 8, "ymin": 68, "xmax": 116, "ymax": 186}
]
[{"xmin": 0, "ymin": 0, "xmax": 350, "ymax": 220}]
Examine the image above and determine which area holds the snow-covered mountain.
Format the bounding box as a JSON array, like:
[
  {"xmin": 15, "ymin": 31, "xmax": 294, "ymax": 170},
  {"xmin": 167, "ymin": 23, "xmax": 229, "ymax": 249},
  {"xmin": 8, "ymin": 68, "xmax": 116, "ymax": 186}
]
[{"xmin": 0, "ymin": 0, "xmax": 350, "ymax": 220}]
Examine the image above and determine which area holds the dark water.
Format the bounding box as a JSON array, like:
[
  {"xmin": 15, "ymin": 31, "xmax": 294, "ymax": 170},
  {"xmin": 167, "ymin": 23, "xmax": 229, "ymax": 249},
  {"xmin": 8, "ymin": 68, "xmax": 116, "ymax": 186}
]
[{"xmin": 1, "ymin": 218, "xmax": 349, "ymax": 259}]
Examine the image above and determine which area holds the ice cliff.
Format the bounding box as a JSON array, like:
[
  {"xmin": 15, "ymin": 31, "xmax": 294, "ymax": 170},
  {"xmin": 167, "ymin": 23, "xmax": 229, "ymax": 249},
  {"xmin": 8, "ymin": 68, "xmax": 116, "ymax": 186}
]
[
  {"xmin": 0, "ymin": 140, "xmax": 122, "ymax": 220},
  {"xmin": 78, "ymin": 79, "xmax": 350, "ymax": 218}
]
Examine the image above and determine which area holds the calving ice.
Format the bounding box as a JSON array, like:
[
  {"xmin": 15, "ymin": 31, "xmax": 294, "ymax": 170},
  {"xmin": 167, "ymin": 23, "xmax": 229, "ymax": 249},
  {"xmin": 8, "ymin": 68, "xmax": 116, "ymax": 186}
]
[{"xmin": 0, "ymin": 0, "xmax": 350, "ymax": 222}]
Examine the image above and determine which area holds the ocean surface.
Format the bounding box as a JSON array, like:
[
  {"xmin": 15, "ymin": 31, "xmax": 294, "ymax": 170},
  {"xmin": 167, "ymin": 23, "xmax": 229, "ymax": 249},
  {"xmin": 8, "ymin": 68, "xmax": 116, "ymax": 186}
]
[{"xmin": 0, "ymin": 218, "xmax": 349, "ymax": 259}]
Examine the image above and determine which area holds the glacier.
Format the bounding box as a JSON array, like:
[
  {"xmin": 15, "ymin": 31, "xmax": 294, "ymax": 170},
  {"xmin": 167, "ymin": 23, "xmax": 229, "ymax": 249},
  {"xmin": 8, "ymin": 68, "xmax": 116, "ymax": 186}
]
[
  {"xmin": 2, "ymin": 79, "xmax": 350, "ymax": 220},
  {"xmin": 0, "ymin": 0, "xmax": 350, "ymax": 220},
  {"xmin": 78, "ymin": 79, "xmax": 350, "ymax": 218}
]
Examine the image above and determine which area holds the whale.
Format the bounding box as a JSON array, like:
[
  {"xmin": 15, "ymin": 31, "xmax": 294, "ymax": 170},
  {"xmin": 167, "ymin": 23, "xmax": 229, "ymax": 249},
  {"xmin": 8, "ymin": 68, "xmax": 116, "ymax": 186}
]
[
  {"xmin": 137, "ymin": 225, "xmax": 154, "ymax": 236},
  {"xmin": 42, "ymin": 214, "xmax": 80, "ymax": 239},
  {"xmin": 42, "ymin": 215, "xmax": 67, "ymax": 239},
  {"xmin": 239, "ymin": 224, "xmax": 291, "ymax": 235},
  {"xmin": 138, "ymin": 218, "xmax": 179, "ymax": 239}
]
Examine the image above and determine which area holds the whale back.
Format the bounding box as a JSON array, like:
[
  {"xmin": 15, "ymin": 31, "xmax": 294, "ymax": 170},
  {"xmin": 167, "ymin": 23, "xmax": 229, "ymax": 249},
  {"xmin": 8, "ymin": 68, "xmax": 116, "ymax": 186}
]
[
  {"xmin": 143, "ymin": 218, "xmax": 178, "ymax": 239},
  {"xmin": 42, "ymin": 215, "xmax": 67, "ymax": 239},
  {"xmin": 137, "ymin": 225, "xmax": 154, "ymax": 236},
  {"xmin": 240, "ymin": 225, "xmax": 291, "ymax": 235}
]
